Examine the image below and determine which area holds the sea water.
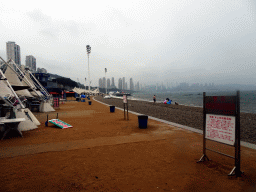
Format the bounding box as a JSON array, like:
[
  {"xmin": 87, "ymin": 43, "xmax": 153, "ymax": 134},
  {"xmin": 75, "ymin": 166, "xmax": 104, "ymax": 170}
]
[{"xmin": 129, "ymin": 90, "xmax": 256, "ymax": 114}]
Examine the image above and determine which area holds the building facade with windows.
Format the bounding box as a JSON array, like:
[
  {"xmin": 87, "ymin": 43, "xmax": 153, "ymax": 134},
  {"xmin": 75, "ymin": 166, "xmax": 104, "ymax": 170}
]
[
  {"xmin": 111, "ymin": 77, "xmax": 115, "ymax": 87},
  {"xmin": 99, "ymin": 78, "xmax": 103, "ymax": 88},
  {"xmin": 26, "ymin": 55, "xmax": 36, "ymax": 72},
  {"xmin": 37, "ymin": 67, "xmax": 47, "ymax": 73},
  {"xmin": 130, "ymin": 78, "xmax": 134, "ymax": 91},
  {"xmin": 6, "ymin": 41, "xmax": 21, "ymax": 66},
  {"xmin": 107, "ymin": 78, "xmax": 110, "ymax": 89},
  {"xmin": 118, "ymin": 78, "xmax": 122, "ymax": 90}
]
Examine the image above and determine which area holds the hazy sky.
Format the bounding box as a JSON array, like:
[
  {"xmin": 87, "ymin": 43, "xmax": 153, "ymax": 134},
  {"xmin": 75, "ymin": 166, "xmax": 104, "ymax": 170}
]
[{"xmin": 0, "ymin": 0, "xmax": 256, "ymax": 87}]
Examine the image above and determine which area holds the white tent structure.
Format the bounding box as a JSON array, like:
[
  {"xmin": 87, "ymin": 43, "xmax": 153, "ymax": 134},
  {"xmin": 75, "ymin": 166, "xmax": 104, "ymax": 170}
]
[
  {"xmin": 91, "ymin": 88, "xmax": 100, "ymax": 94},
  {"xmin": 0, "ymin": 67, "xmax": 38, "ymax": 131},
  {"xmin": 73, "ymin": 87, "xmax": 88, "ymax": 95},
  {"xmin": 0, "ymin": 58, "xmax": 40, "ymax": 124},
  {"xmin": 6, "ymin": 59, "xmax": 54, "ymax": 112},
  {"xmin": 23, "ymin": 68, "xmax": 55, "ymax": 112},
  {"xmin": 20, "ymin": 65, "xmax": 44, "ymax": 98},
  {"xmin": 4, "ymin": 63, "xmax": 34, "ymax": 98},
  {"xmin": 72, "ymin": 87, "xmax": 100, "ymax": 95}
]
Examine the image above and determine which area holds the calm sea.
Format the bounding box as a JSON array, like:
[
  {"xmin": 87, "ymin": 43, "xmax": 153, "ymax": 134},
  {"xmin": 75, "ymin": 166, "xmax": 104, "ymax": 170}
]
[{"xmin": 129, "ymin": 90, "xmax": 256, "ymax": 114}]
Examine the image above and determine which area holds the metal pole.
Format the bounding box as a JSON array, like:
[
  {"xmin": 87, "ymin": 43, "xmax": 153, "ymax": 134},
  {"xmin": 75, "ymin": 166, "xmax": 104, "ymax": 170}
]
[
  {"xmin": 86, "ymin": 45, "xmax": 91, "ymax": 97},
  {"xmin": 127, "ymin": 98, "xmax": 129, "ymax": 120},
  {"xmin": 235, "ymin": 90, "xmax": 242, "ymax": 176},
  {"xmin": 88, "ymin": 54, "xmax": 90, "ymax": 96},
  {"xmin": 203, "ymin": 92, "xmax": 206, "ymax": 155},
  {"xmin": 197, "ymin": 92, "xmax": 209, "ymax": 162},
  {"xmin": 105, "ymin": 70, "xmax": 107, "ymax": 94},
  {"xmin": 124, "ymin": 103, "xmax": 126, "ymax": 120}
]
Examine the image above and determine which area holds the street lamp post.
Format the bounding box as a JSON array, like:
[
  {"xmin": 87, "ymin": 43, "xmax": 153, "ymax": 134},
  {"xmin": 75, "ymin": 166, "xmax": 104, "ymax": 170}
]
[
  {"xmin": 86, "ymin": 45, "xmax": 91, "ymax": 95},
  {"xmin": 105, "ymin": 68, "xmax": 107, "ymax": 94},
  {"xmin": 84, "ymin": 77, "xmax": 86, "ymax": 89}
]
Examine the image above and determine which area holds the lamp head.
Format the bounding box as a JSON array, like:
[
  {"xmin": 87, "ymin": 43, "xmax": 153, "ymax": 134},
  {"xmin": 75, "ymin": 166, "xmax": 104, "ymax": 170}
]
[{"xmin": 86, "ymin": 45, "xmax": 91, "ymax": 54}]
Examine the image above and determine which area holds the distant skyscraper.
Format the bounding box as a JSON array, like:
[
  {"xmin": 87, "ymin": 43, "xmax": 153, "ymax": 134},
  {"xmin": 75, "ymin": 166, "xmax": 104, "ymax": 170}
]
[
  {"xmin": 122, "ymin": 77, "xmax": 125, "ymax": 90},
  {"xmin": 130, "ymin": 78, "xmax": 134, "ymax": 91},
  {"xmin": 107, "ymin": 78, "xmax": 110, "ymax": 89},
  {"xmin": 6, "ymin": 41, "xmax": 21, "ymax": 66},
  {"xmin": 99, "ymin": 78, "xmax": 103, "ymax": 88},
  {"xmin": 25, "ymin": 55, "xmax": 36, "ymax": 72},
  {"xmin": 125, "ymin": 82, "xmax": 128, "ymax": 90},
  {"xmin": 103, "ymin": 77, "xmax": 106, "ymax": 88},
  {"xmin": 118, "ymin": 78, "xmax": 122, "ymax": 90},
  {"xmin": 136, "ymin": 82, "xmax": 140, "ymax": 91},
  {"xmin": 111, "ymin": 77, "xmax": 115, "ymax": 87}
]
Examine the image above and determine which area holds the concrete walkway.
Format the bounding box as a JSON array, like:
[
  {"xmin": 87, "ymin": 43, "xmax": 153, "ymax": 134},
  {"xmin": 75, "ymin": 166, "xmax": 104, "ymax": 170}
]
[{"xmin": 0, "ymin": 132, "xmax": 170, "ymax": 158}]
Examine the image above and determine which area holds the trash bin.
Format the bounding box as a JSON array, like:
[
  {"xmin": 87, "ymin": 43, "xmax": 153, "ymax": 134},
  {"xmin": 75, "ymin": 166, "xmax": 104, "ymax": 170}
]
[
  {"xmin": 110, "ymin": 106, "xmax": 115, "ymax": 113},
  {"xmin": 138, "ymin": 115, "xmax": 148, "ymax": 129},
  {"xmin": 82, "ymin": 99, "xmax": 85, "ymax": 102},
  {"xmin": 88, "ymin": 101, "xmax": 92, "ymax": 105}
]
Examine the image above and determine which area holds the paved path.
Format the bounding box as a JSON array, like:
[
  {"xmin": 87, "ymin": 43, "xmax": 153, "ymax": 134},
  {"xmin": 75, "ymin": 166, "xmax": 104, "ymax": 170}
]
[{"xmin": 0, "ymin": 132, "xmax": 170, "ymax": 158}]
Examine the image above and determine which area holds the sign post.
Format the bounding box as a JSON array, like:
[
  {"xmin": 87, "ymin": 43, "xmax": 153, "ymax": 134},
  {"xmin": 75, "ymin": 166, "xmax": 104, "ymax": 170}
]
[
  {"xmin": 123, "ymin": 95, "xmax": 128, "ymax": 120},
  {"xmin": 197, "ymin": 91, "xmax": 243, "ymax": 177}
]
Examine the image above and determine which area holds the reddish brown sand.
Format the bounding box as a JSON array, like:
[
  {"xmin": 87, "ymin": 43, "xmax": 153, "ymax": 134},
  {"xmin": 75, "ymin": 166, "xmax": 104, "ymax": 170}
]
[{"xmin": 0, "ymin": 98, "xmax": 256, "ymax": 191}]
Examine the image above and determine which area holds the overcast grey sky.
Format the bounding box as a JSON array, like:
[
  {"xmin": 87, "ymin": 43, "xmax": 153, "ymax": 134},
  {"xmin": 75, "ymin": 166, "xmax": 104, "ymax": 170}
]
[{"xmin": 0, "ymin": 0, "xmax": 256, "ymax": 87}]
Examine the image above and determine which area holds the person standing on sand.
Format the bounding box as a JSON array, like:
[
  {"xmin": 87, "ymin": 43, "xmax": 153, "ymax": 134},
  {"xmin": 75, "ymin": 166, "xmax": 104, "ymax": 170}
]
[{"xmin": 153, "ymin": 95, "xmax": 156, "ymax": 103}]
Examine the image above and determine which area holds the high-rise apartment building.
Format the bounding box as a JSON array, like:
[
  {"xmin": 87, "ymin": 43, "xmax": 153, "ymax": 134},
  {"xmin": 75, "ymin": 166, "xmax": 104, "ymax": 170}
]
[
  {"xmin": 103, "ymin": 77, "xmax": 106, "ymax": 88},
  {"xmin": 130, "ymin": 78, "xmax": 134, "ymax": 91},
  {"xmin": 118, "ymin": 78, "xmax": 122, "ymax": 90},
  {"xmin": 6, "ymin": 41, "xmax": 21, "ymax": 66},
  {"xmin": 122, "ymin": 77, "xmax": 125, "ymax": 90},
  {"xmin": 99, "ymin": 78, "xmax": 103, "ymax": 88},
  {"xmin": 136, "ymin": 82, "xmax": 140, "ymax": 91},
  {"xmin": 111, "ymin": 77, "xmax": 115, "ymax": 87},
  {"xmin": 26, "ymin": 55, "xmax": 36, "ymax": 72},
  {"xmin": 107, "ymin": 78, "xmax": 110, "ymax": 89}
]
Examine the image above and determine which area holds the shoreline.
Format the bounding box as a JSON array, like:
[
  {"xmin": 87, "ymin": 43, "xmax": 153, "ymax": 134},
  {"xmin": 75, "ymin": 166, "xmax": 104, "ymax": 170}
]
[
  {"xmin": 111, "ymin": 95, "xmax": 254, "ymax": 114},
  {"xmin": 95, "ymin": 96, "xmax": 256, "ymax": 145}
]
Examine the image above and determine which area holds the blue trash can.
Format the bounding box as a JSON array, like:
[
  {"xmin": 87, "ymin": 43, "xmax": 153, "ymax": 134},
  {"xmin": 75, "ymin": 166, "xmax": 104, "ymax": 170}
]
[
  {"xmin": 110, "ymin": 106, "xmax": 115, "ymax": 113},
  {"xmin": 82, "ymin": 99, "xmax": 85, "ymax": 102},
  {"xmin": 138, "ymin": 115, "xmax": 148, "ymax": 129},
  {"xmin": 88, "ymin": 101, "xmax": 92, "ymax": 105}
]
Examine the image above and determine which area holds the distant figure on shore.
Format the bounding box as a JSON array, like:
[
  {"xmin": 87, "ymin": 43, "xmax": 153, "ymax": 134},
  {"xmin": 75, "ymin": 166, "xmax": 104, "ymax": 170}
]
[
  {"xmin": 164, "ymin": 98, "xmax": 172, "ymax": 104},
  {"xmin": 153, "ymin": 95, "xmax": 156, "ymax": 103}
]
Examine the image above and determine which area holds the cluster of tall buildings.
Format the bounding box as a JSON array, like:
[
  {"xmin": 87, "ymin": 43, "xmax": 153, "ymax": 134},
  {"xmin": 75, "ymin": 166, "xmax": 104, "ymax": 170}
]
[
  {"xmin": 5, "ymin": 41, "xmax": 47, "ymax": 73},
  {"xmin": 98, "ymin": 77, "xmax": 140, "ymax": 91}
]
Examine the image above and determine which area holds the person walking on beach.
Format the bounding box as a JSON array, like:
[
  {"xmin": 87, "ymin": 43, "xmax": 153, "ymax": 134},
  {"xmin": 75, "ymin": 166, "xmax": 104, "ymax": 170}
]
[{"xmin": 153, "ymin": 95, "xmax": 156, "ymax": 103}]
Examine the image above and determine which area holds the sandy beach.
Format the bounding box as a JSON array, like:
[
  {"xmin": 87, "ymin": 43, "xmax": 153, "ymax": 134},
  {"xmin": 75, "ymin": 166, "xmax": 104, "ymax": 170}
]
[
  {"xmin": 95, "ymin": 96, "xmax": 256, "ymax": 145},
  {"xmin": 0, "ymin": 98, "xmax": 256, "ymax": 191}
]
